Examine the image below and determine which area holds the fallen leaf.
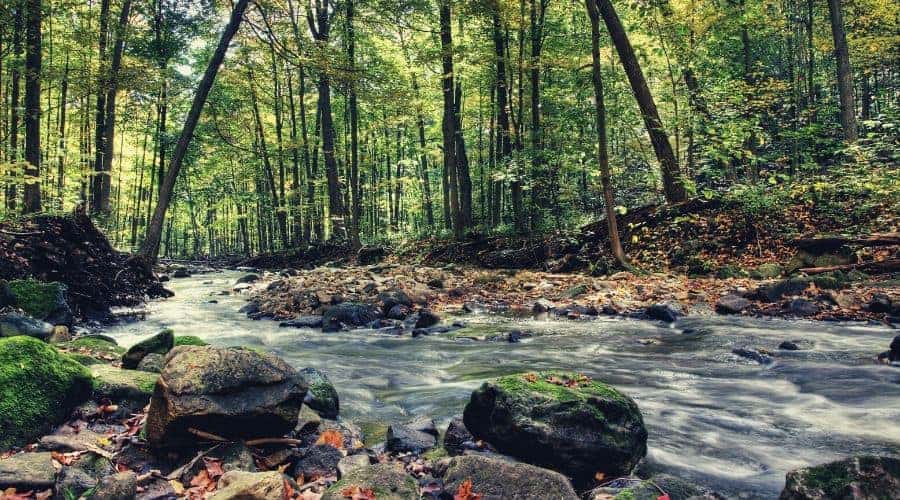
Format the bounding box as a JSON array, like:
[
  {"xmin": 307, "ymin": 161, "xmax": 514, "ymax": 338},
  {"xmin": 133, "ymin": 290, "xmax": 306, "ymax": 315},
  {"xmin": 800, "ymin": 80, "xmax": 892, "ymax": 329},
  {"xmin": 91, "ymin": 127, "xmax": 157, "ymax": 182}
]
[
  {"xmin": 594, "ymin": 471, "xmax": 606, "ymax": 482},
  {"xmin": 340, "ymin": 485, "xmax": 376, "ymax": 499},
  {"xmin": 454, "ymin": 479, "xmax": 483, "ymax": 500},
  {"xmin": 316, "ymin": 429, "xmax": 344, "ymax": 450},
  {"xmin": 657, "ymin": 495, "xmax": 671, "ymax": 500},
  {"xmin": 523, "ymin": 373, "xmax": 538, "ymax": 383}
]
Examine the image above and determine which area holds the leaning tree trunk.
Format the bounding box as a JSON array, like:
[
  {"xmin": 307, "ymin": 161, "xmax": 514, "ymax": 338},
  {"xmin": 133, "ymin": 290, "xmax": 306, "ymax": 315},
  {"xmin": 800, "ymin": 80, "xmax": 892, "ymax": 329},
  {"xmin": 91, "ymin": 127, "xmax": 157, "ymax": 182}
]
[
  {"xmin": 22, "ymin": 0, "xmax": 42, "ymax": 214},
  {"xmin": 139, "ymin": 0, "xmax": 250, "ymax": 263},
  {"xmin": 595, "ymin": 0, "xmax": 686, "ymax": 204},
  {"xmin": 827, "ymin": 0, "xmax": 858, "ymax": 142},
  {"xmin": 587, "ymin": 0, "xmax": 625, "ymax": 265}
]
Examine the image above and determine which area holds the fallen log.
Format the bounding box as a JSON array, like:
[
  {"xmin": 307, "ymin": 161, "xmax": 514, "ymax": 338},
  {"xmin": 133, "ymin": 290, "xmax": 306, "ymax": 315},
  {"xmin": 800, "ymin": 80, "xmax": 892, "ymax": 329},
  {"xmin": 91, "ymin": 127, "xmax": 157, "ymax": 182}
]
[
  {"xmin": 799, "ymin": 259, "xmax": 900, "ymax": 275},
  {"xmin": 793, "ymin": 233, "xmax": 900, "ymax": 252}
]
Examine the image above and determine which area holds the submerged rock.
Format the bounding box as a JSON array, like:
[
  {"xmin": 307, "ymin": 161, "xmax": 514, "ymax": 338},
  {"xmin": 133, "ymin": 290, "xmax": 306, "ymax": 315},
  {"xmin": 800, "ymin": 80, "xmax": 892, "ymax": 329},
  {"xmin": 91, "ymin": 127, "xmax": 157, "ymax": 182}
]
[
  {"xmin": 301, "ymin": 367, "xmax": 340, "ymax": 419},
  {"xmin": 878, "ymin": 335, "xmax": 900, "ymax": 364},
  {"xmin": 0, "ymin": 337, "xmax": 92, "ymax": 449},
  {"xmin": 145, "ymin": 346, "xmax": 307, "ymax": 447},
  {"xmin": 463, "ymin": 372, "xmax": 647, "ymax": 486},
  {"xmin": 780, "ymin": 455, "xmax": 900, "ymax": 500},
  {"xmin": 121, "ymin": 328, "xmax": 174, "ymax": 369},
  {"xmin": 646, "ymin": 303, "xmax": 680, "ymax": 323},
  {"xmin": 732, "ymin": 347, "xmax": 774, "ymax": 364},
  {"xmin": 279, "ymin": 316, "xmax": 324, "ymax": 329},
  {"xmin": 437, "ymin": 454, "xmax": 578, "ymax": 500},
  {"xmin": 414, "ymin": 309, "xmax": 441, "ymax": 329},
  {"xmin": 323, "ymin": 463, "xmax": 418, "ymax": 500}
]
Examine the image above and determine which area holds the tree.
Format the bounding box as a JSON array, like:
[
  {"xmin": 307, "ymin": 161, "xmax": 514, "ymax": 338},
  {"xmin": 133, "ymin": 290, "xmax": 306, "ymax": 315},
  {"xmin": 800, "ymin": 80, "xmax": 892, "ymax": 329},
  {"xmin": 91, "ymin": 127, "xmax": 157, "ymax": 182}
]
[
  {"xmin": 586, "ymin": 0, "xmax": 624, "ymax": 265},
  {"xmin": 22, "ymin": 0, "xmax": 41, "ymax": 214},
  {"xmin": 594, "ymin": 0, "xmax": 686, "ymax": 204},
  {"xmin": 439, "ymin": 0, "xmax": 463, "ymax": 239},
  {"xmin": 827, "ymin": 0, "xmax": 857, "ymax": 142},
  {"xmin": 140, "ymin": 0, "xmax": 251, "ymax": 262}
]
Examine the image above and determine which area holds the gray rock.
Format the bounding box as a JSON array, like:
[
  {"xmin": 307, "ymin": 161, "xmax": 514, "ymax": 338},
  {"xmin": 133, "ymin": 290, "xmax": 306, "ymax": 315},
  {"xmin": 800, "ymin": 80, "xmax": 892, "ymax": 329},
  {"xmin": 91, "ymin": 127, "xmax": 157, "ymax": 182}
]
[
  {"xmin": 211, "ymin": 471, "xmax": 294, "ymax": 500},
  {"xmin": 121, "ymin": 328, "xmax": 174, "ymax": 369},
  {"xmin": 279, "ymin": 316, "xmax": 324, "ymax": 329},
  {"xmin": 0, "ymin": 312, "xmax": 54, "ymax": 340},
  {"xmin": 145, "ymin": 346, "xmax": 307, "ymax": 447},
  {"xmin": 92, "ymin": 471, "xmax": 137, "ymax": 500},
  {"xmin": 788, "ymin": 298, "xmax": 819, "ymax": 317},
  {"xmin": 463, "ymin": 372, "xmax": 647, "ymax": 486},
  {"xmin": 301, "ymin": 367, "xmax": 340, "ymax": 419},
  {"xmin": 337, "ymin": 454, "xmax": 372, "ymax": 478},
  {"xmin": 323, "ymin": 464, "xmax": 418, "ymax": 500},
  {"xmin": 867, "ymin": 293, "xmax": 892, "ymax": 313},
  {"xmin": 180, "ymin": 442, "xmax": 256, "ymax": 485},
  {"xmin": 294, "ymin": 444, "xmax": 343, "ymax": 478},
  {"xmin": 323, "ymin": 302, "xmax": 382, "ymax": 328},
  {"xmin": 438, "ymin": 454, "xmax": 578, "ymax": 500},
  {"xmin": 414, "ymin": 309, "xmax": 440, "ymax": 329},
  {"xmin": 780, "ymin": 455, "xmax": 900, "ymax": 500},
  {"xmin": 647, "ymin": 303, "xmax": 680, "ymax": 323},
  {"xmin": 54, "ymin": 453, "xmax": 116, "ymax": 499},
  {"xmin": 732, "ymin": 347, "xmax": 774, "ymax": 364},
  {"xmin": 612, "ymin": 474, "xmax": 709, "ymax": 500},
  {"xmin": 715, "ymin": 294, "xmax": 751, "ymax": 315},
  {"xmin": 443, "ymin": 417, "xmax": 475, "ymax": 456},
  {"xmin": 386, "ymin": 419, "xmax": 437, "ymax": 454},
  {"xmin": 387, "ymin": 304, "xmax": 411, "ymax": 320},
  {"xmin": 90, "ymin": 365, "xmax": 159, "ymax": 410},
  {"xmin": 0, "ymin": 452, "xmax": 58, "ymax": 491},
  {"xmin": 137, "ymin": 352, "xmax": 166, "ymax": 373},
  {"xmin": 235, "ymin": 273, "xmax": 261, "ymax": 285},
  {"xmin": 378, "ymin": 290, "xmax": 413, "ymax": 313}
]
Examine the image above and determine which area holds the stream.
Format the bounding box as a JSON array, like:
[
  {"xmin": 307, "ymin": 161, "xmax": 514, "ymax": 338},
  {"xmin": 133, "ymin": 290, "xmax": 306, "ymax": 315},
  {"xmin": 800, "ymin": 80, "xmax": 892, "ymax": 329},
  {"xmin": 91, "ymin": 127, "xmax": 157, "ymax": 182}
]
[{"xmin": 104, "ymin": 271, "xmax": 900, "ymax": 498}]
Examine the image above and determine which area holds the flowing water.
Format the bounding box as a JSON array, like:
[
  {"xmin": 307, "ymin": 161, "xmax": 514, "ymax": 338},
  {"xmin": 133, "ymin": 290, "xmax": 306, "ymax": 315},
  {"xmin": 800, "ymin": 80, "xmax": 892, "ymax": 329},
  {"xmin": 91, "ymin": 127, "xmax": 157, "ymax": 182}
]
[{"xmin": 104, "ymin": 271, "xmax": 900, "ymax": 498}]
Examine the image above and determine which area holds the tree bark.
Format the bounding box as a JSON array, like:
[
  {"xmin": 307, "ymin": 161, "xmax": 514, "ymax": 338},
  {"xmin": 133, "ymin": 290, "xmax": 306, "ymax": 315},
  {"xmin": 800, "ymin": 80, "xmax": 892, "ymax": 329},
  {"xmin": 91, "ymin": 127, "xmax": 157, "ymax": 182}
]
[
  {"xmin": 90, "ymin": 0, "xmax": 111, "ymax": 215},
  {"xmin": 347, "ymin": 0, "xmax": 361, "ymax": 247},
  {"xmin": 139, "ymin": 0, "xmax": 250, "ymax": 262},
  {"xmin": 827, "ymin": 0, "xmax": 858, "ymax": 142},
  {"xmin": 7, "ymin": 3, "xmax": 23, "ymax": 212},
  {"xmin": 22, "ymin": 0, "xmax": 41, "ymax": 214},
  {"xmin": 595, "ymin": 0, "xmax": 686, "ymax": 203},
  {"xmin": 440, "ymin": 0, "xmax": 463, "ymax": 239}
]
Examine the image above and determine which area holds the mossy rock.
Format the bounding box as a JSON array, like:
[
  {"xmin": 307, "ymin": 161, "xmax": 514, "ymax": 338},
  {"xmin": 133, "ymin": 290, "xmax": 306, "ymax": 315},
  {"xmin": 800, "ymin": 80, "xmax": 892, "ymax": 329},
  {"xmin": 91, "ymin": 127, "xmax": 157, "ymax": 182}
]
[
  {"xmin": 463, "ymin": 372, "xmax": 647, "ymax": 487},
  {"xmin": 439, "ymin": 454, "xmax": 578, "ymax": 500},
  {"xmin": 613, "ymin": 474, "xmax": 705, "ymax": 500},
  {"xmin": 716, "ymin": 265, "xmax": 748, "ymax": 279},
  {"xmin": 301, "ymin": 367, "xmax": 339, "ymax": 419},
  {"xmin": 323, "ymin": 463, "xmax": 418, "ymax": 500},
  {"xmin": 90, "ymin": 365, "xmax": 158, "ymax": 409},
  {"xmin": 58, "ymin": 336, "xmax": 125, "ymax": 364},
  {"xmin": 750, "ymin": 263, "xmax": 783, "ymax": 280},
  {"xmin": 780, "ymin": 455, "xmax": 900, "ymax": 499},
  {"xmin": 563, "ymin": 283, "xmax": 589, "ymax": 299},
  {"xmin": 174, "ymin": 335, "xmax": 208, "ymax": 347},
  {"xmin": 7, "ymin": 279, "xmax": 73, "ymax": 325},
  {"xmin": 0, "ymin": 337, "xmax": 93, "ymax": 449},
  {"xmin": 121, "ymin": 329, "xmax": 174, "ymax": 369}
]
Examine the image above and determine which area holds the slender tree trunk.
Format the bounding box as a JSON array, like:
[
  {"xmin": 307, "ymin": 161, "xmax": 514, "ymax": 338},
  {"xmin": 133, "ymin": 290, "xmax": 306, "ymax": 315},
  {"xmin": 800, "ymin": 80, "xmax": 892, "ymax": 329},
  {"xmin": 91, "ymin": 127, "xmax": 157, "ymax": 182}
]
[
  {"xmin": 827, "ymin": 0, "xmax": 858, "ymax": 142},
  {"xmin": 7, "ymin": 4, "xmax": 23, "ymax": 212},
  {"xmin": 57, "ymin": 54, "xmax": 69, "ymax": 208},
  {"xmin": 22, "ymin": 0, "xmax": 41, "ymax": 213},
  {"xmin": 530, "ymin": 0, "xmax": 547, "ymax": 224},
  {"xmin": 249, "ymin": 72, "xmax": 288, "ymax": 248},
  {"xmin": 440, "ymin": 0, "xmax": 463, "ymax": 239},
  {"xmin": 91, "ymin": 0, "xmax": 111, "ymax": 214},
  {"xmin": 347, "ymin": 0, "xmax": 361, "ymax": 247},
  {"xmin": 139, "ymin": 0, "xmax": 250, "ymax": 262},
  {"xmin": 587, "ymin": 0, "xmax": 625, "ymax": 265},
  {"xmin": 413, "ymin": 76, "xmax": 435, "ymax": 228},
  {"xmin": 454, "ymin": 83, "xmax": 473, "ymax": 228},
  {"xmin": 595, "ymin": 0, "xmax": 686, "ymax": 203},
  {"xmin": 493, "ymin": 6, "xmax": 518, "ymax": 229}
]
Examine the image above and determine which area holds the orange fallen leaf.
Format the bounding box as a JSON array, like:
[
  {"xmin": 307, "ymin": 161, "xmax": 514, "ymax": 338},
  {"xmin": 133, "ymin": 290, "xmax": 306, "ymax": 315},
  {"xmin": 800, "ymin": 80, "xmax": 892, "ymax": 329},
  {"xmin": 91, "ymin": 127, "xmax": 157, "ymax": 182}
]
[
  {"xmin": 523, "ymin": 373, "xmax": 538, "ymax": 383},
  {"xmin": 594, "ymin": 471, "xmax": 606, "ymax": 482},
  {"xmin": 454, "ymin": 479, "xmax": 483, "ymax": 500},
  {"xmin": 340, "ymin": 485, "xmax": 376, "ymax": 499},
  {"xmin": 657, "ymin": 495, "xmax": 671, "ymax": 500},
  {"xmin": 316, "ymin": 429, "xmax": 344, "ymax": 450}
]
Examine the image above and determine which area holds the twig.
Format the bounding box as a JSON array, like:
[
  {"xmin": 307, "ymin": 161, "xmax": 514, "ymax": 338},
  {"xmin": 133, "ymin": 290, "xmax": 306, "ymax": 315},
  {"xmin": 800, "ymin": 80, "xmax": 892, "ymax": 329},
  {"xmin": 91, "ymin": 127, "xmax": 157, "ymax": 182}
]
[
  {"xmin": 166, "ymin": 444, "xmax": 222, "ymax": 480},
  {"xmin": 136, "ymin": 469, "xmax": 165, "ymax": 483},
  {"xmin": 243, "ymin": 437, "xmax": 303, "ymax": 447},
  {"xmin": 187, "ymin": 428, "xmax": 228, "ymax": 442},
  {"xmin": 0, "ymin": 229, "xmax": 42, "ymax": 236}
]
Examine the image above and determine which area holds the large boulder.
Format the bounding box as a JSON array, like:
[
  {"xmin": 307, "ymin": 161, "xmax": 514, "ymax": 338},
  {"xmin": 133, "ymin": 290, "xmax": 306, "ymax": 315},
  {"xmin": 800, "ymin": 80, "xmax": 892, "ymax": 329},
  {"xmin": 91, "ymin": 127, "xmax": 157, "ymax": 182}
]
[
  {"xmin": 0, "ymin": 312, "xmax": 54, "ymax": 340},
  {"xmin": 438, "ymin": 454, "xmax": 579, "ymax": 500},
  {"xmin": 463, "ymin": 372, "xmax": 647, "ymax": 486},
  {"xmin": 601, "ymin": 474, "xmax": 709, "ymax": 500},
  {"xmin": 0, "ymin": 337, "xmax": 92, "ymax": 449},
  {"xmin": 145, "ymin": 346, "xmax": 307, "ymax": 447},
  {"xmin": 0, "ymin": 452, "xmax": 58, "ymax": 491},
  {"xmin": 8, "ymin": 279, "xmax": 74, "ymax": 326},
  {"xmin": 780, "ymin": 456, "xmax": 900, "ymax": 500},
  {"xmin": 90, "ymin": 365, "xmax": 158, "ymax": 410},
  {"xmin": 301, "ymin": 367, "xmax": 339, "ymax": 419},
  {"xmin": 323, "ymin": 463, "xmax": 418, "ymax": 500},
  {"xmin": 121, "ymin": 329, "xmax": 174, "ymax": 369}
]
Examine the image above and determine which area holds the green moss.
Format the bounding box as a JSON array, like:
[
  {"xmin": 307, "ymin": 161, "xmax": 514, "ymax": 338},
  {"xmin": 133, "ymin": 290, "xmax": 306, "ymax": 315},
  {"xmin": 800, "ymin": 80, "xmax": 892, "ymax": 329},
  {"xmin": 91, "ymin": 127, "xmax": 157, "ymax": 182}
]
[
  {"xmin": 496, "ymin": 372, "xmax": 629, "ymax": 405},
  {"xmin": 358, "ymin": 421, "xmax": 389, "ymax": 446},
  {"xmin": 614, "ymin": 490, "xmax": 636, "ymax": 500},
  {"xmin": 90, "ymin": 365, "xmax": 158, "ymax": 406},
  {"xmin": 63, "ymin": 337, "xmax": 125, "ymax": 355},
  {"xmin": 174, "ymin": 335, "xmax": 208, "ymax": 347},
  {"xmin": 0, "ymin": 336, "xmax": 93, "ymax": 449},
  {"xmin": 422, "ymin": 446, "xmax": 448, "ymax": 461},
  {"xmin": 802, "ymin": 462, "xmax": 854, "ymax": 493},
  {"xmin": 7, "ymin": 279, "xmax": 66, "ymax": 319}
]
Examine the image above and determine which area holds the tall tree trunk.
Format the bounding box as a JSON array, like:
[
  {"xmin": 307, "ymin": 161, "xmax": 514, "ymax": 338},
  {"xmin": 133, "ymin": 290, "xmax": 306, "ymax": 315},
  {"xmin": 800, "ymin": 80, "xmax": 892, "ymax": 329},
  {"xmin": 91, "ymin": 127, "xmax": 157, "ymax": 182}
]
[
  {"xmin": 595, "ymin": 0, "xmax": 686, "ymax": 203},
  {"xmin": 7, "ymin": 3, "xmax": 23, "ymax": 212},
  {"xmin": 57, "ymin": 53, "xmax": 69, "ymax": 208},
  {"xmin": 91, "ymin": 0, "xmax": 111, "ymax": 215},
  {"xmin": 454, "ymin": 83, "xmax": 473, "ymax": 229},
  {"xmin": 530, "ymin": 0, "xmax": 547, "ymax": 225},
  {"xmin": 587, "ymin": 0, "xmax": 625, "ymax": 265},
  {"xmin": 827, "ymin": 0, "xmax": 858, "ymax": 142},
  {"xmin": 413, "ymin": 74, "xmax": 435, "ymax": 228},
  {"xmin": 492, "ymin": 6, "xmax": 516, "ymax": 228},
  {"xmin": 22, "ymin": 0, "xmax": 41, "ymax": 214},
  {"xmin": 439, "ymin": 0, "xmax": 463, "ymax": 239},
  {"xmin": 249, "ymin": 72, "xmax": 288, "ymax": 248},
  {"xmin": 347, "ymin": 0, "xmax": 361, "ymax": 247},
  {"xmin": 96, "ymin": 0, "xmax": 133, "ymax": 215},
  {"xmin": 139, "ymin": 0, "xmax": 250, "ymax": 262}
]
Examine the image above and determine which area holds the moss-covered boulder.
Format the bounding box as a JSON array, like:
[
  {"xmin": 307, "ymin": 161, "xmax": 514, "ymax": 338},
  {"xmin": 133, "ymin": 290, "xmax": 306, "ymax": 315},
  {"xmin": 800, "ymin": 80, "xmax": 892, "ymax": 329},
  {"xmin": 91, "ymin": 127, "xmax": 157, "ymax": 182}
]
[
  {"xmin": 121, "ymin": 329, "xmax": 174, "ymax": 369},
  {"xmin": 611, "ymin": 474, "xmax": 706, "ymax": 500},
  {"xmin": 779, "ymin": 456, "xmax": 900, "ymax": 500},
  {"xmin": 750, "ymin": 263, "xmax": 783, "ymax": 280},
  {"xmin": 0, "ymin": 337, "xmax": 92, "ymax": 449},
  {"xmin": 90, "ymin": 365, "xmax": 158, "ymax": 409},
  {"xmin": 145, "ymin": 346, "xmax": 307, "ymax": 448},
  {"xmin": 58, "ymin": 336, "xmax": 125, "ymax": 365},
  {"xmin": 0, "ymin": 312, "xmax": 54, "ymax": 340},
  {"xmin": 301, "ymin": 367, "xmax": 339, "ymax": 419},
  {"xmin": 174, "ymin": 335, "xmax": 208, "ymax": 347},
  {"xmin": 438, "ymin": 454, "xmax": 578, "ymax": 500},
  {"xmin": 463, "ymin": 372, "xmax": 647, "ymax": 486},
  {"xmin": 323, "ymin": 463, "xmax": 418, "ymax": 500},
  {"xmin": 8, "ymin": 279, "xmax": 73, "ymax": 326}
]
